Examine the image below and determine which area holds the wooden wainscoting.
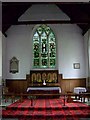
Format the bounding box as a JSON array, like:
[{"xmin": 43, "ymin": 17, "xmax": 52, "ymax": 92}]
[
  {"xmin": 6, "ymin": 79, "xmax": 27, "ymax": 93},
  {"xmin": 60, "ymin": 78, "xmax": 86, "ymax": 93},
  {"xmin": 6, "ymin": 77, "xmax": 86, "ymax": 94}
]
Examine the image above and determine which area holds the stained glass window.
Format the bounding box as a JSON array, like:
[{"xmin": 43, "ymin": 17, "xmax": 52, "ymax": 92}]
[{"xmin": 33, "ymin": 24, "xmax": 56, "ymax": 68}]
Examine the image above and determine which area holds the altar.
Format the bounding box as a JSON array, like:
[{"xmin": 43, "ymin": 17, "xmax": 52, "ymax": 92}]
[
  {"xmin": 26, "ymin": 70, "xmax": 61, "ymax": 98},
  {"xmin": 27, "ymin": 86, "xmax": 61, "ymax": 98}
]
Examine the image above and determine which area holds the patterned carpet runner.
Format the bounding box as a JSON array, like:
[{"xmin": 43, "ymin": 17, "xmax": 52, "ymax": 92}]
[{"xmin": 2, "ymin": 97, "xmax": 90, "ymax": 120}]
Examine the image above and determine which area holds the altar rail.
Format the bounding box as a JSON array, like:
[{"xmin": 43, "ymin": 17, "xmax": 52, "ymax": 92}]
[{"xmin": 3, "ymin": 92, "xmax": 90, "ymax": 106}]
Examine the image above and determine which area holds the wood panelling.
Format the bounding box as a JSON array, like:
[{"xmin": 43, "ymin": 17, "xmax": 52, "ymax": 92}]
[
  {"xmin": 6, "ymin": 76, "xmax": 86, "ymax": 94},
  {"xmin": 61, "ymin": 78, "xmax": 86, "ymax": 93},
  {"xmin": 6, "ymin": 79, "xmax": 27, "ymax": 93}
]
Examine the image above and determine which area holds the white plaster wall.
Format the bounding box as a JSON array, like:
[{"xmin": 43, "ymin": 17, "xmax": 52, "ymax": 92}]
[
  {"xmin": 5, "ymin": 23, "xmax": 86, "ymax": 79},
  {"xmin": 84, "ymin": 31, "xmax": 89, "ymax": 76},
  {"xmin": 4, "ymin": 4, "xmax": 86, "ymax": 79},
  {"xmin": 0, "ymin": 31, "xmax": 2, "ymax": 85},
  {"xmin": 6, "ymin": 25, "xmax": 33, "ymax": 79},
  {"xmin": 88, "ymin": 29, "xmax": 90, "ymax": 86},
  {"xmin": 19, "ymin": 4, "xmax": 70, "ymax": 21},
  {"xmin": 54, "ymin": 24, "xmax": 85, "ymax": 78},
  {"xmin": 84, "ymin": 29, "xmax": 90, "ymax": 87},
  {"xmin": 88, "ymin": 30, "xmax": 90, "ymax": 75},
  {"xmin": 2, "ymin": 34, "xmax": 7, "ymax": 80}
]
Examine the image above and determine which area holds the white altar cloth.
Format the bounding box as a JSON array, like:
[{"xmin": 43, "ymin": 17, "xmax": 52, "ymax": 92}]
[
  {"xmin": 27, "ymin": 87, "xmax": 61, "ymax": 93},
  {"xmin": 74, "ymin": 87, "xmax": 87, "ymax": 94}
]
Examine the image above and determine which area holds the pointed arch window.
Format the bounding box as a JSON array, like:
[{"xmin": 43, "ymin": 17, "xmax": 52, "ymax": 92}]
[{"xmin": 33, "ymin": 24, "xmax": 56, "ymax": 68}]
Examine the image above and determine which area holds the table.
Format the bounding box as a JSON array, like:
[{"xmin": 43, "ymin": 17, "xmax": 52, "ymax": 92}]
[
  {"xmin": 74, "ymin": 87, "xmax": 87, "ymax": 94},
  {"xmin": 27, "ymin": 86, "xmax": 61, "ymax": 98},
  {"xmin": 74, "ymin": 87, "xmax": 87, "ymax": 100},
  {"xmin": 27, "ymin": 87, "xmax": 61, "ymax": 93}
]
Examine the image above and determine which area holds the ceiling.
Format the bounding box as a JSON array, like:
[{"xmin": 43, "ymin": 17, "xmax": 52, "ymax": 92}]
[{"xmin": 2, "ymin": 2, "xmax": 90, "ymax": 36}]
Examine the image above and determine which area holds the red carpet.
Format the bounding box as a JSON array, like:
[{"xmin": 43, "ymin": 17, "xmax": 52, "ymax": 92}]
[{"xmin": 2, "ymin": 97, "xmax": 90, "ymax": 120}]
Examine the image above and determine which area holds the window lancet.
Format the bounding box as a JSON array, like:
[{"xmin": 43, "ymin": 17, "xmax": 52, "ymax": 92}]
[{"xmin": 33, "ymin": 24, "xmax": 56, "ymax": 68}]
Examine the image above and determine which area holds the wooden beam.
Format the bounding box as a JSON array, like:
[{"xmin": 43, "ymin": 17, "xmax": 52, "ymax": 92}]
[
  {"xmin": 10, "ymin": 20, "xmax": 89, "ymax": 25},
  {"xmin": 82, "ymin": 24, "xmax": 90, "ymax": 35}
]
